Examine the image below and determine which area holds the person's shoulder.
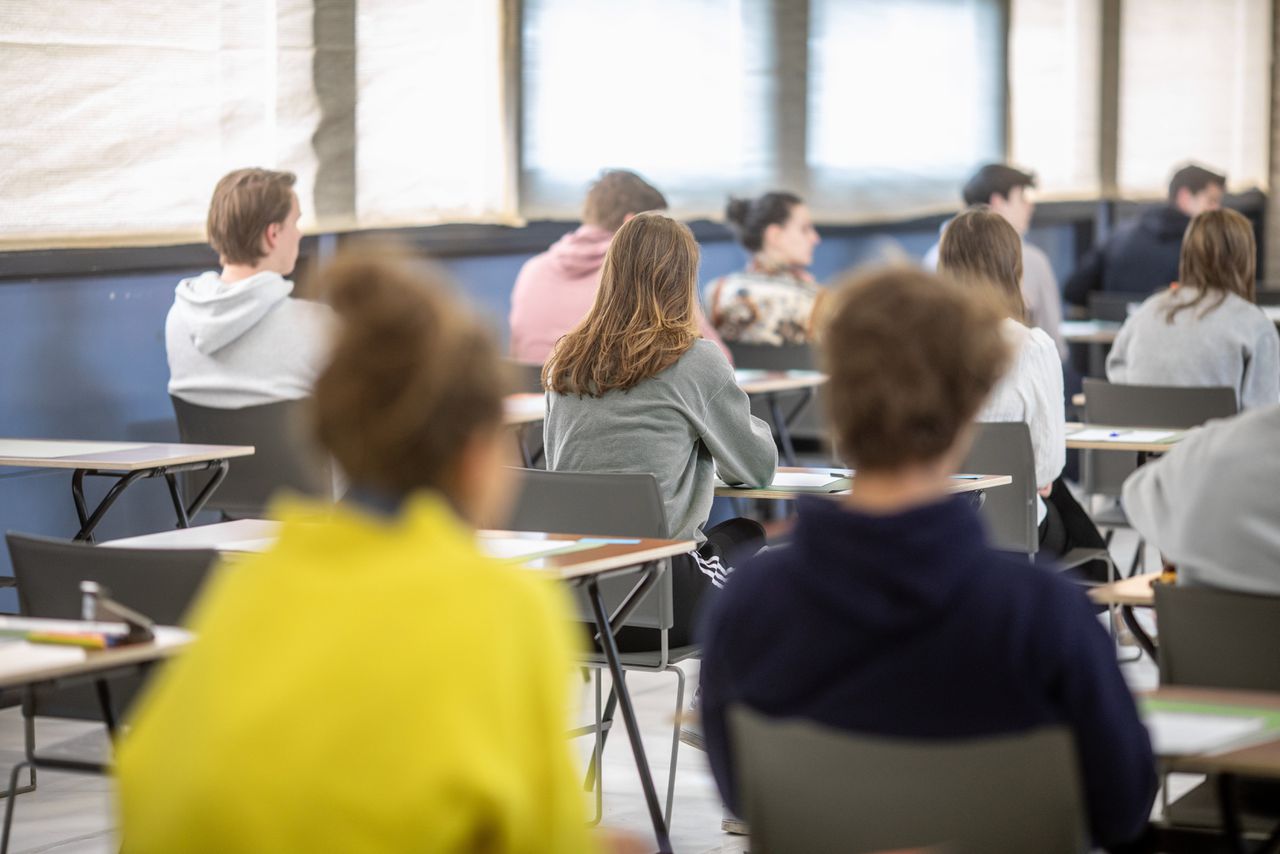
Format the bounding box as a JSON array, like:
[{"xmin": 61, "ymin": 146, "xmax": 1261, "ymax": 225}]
[
  {"xmin": 677, "ymin": 339, "xmax": 735, "ymax": 379},
  {"xmin": 1021, "ymin": 240, "xmax": 1052, "ymax": 268}
]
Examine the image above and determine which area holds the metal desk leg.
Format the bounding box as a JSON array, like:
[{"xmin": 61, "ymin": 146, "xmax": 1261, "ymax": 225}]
[
  {"xmin": 71, "ymin": 469, "xmax": 151, "ymax": 542},
  {"xmin": 1121, "ymin": 605, "xmax": 1158, "ymax": 663},
  {"xmin": 586, "ymin": 574, "xmax": 672, "ymax": 854},
  {"xmin": 182, "ymin": 459, "xmax": 229, "ymax": 523},
  {"xmin": 766, "ymin": 393, "xmax": 797, "ymax": 467}
]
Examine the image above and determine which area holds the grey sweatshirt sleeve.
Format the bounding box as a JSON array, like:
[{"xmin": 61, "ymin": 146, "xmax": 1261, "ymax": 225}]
[
  {"xmin": 1241, "ymin": 320, "xmax": 1280, "ymax": 410},
  {"xmin": 1104, "ymin": 315, "xmax": 1134, "ymax": 382},
  {"xmin": 699, "ymin": 377, "xmax": 778, "ymax": 488}
]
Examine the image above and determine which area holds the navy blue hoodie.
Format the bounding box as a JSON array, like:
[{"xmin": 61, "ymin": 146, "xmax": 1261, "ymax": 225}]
[
  {"xmin": 698, "ymin": 494, "xmax": 1157, "ymax": 847},
  {"xmin": 1064, "ymin": 206, "xmax": 1190, "ymax": 307}
]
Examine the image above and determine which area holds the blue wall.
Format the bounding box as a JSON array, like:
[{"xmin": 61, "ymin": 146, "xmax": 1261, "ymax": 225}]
[{"xmin": 0, "ymin": 221, "xmax": 1077, "ymax": 612}]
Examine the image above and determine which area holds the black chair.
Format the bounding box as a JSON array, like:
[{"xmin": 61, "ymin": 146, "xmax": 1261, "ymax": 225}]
[
  {"xmin": 727, "ymin": 343, "xmax": 815, "ymax": 372},
  {"xmin": 729, "ymin": 343, "xmax": 826, "ymax": 457},
  {"xmin": 502, "ymin": 359, "xmax": 545, "ymax": 394},
  {"xmin": 4, "ymin": 533, "xmax": 218, "ymax": 811},
  {"xmin": 730, "ymin": 706, "xmax": 1087, "ymax": 853},
  {"xmin": 1088, "ymin": 292, "xmax": 1143, "ymax": 321},
  {"xmin": 171, "ymin": 396, "xmax": 334, "ymax": 518}
]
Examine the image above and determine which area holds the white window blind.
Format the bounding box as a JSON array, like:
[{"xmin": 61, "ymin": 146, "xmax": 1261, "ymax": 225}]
[
  {"xmin": 0, "ymin": 0, "xmax": 321, "ymax": 249},
  {"xmin": 806, "ymin": 0, "xmax": 1005, "ymax": 219},
  {"xmin": 520, "ymin": 0, "xmax": 770, "ymax": 220},
  {"xmin": 1008, "ymin": 0, "xmax": 1101, "ymax": 198},
  {"xmin": 1118, "ymin": 0, "xmax": 1271, "ymax": 196}
]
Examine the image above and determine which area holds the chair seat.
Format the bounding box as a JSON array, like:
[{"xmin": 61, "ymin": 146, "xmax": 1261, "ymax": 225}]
[
  {"xmin": 1058, "ymin": 546, "xmax": 1113, "ymax": 574},
  {"xmin": 580, "ymin": 644, "xmax": 701, "ymax": 671},
  {"xmin": 1091, "ymin": 504, "xmax": 1130, "ymax": 529}
]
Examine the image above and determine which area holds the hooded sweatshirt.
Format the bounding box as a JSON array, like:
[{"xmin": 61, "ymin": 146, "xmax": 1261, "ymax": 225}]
[
  {"xmin": 1123, "ymin": 405, "xmax": 1280, "ymax": 595},
  {"xmin": 166, "ymin": 270, "xmax": 335, "ymax": 409},
  {"xmin": 1064, "ymin": 206, "xmax": 1190, "ymax": 307},
  {"xmin": 507, "ymin": 224, "xmax": 729, "ymax": 365},
  {"xmin": 698, "ymin": 495, "xmax": 1157, "ymax": 847}
]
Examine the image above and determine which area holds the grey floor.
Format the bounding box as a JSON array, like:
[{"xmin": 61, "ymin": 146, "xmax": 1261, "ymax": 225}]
[{"xmin": 0, "ymin": 527, "xmax": 1183, "ymax": 853}]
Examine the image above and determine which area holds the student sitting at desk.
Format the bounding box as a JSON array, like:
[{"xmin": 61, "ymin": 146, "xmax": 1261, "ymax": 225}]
[
  {"xmin": 508, "ymin": 169, "xmax": 728, "ymax": 366},
  {"xmin": 1106, "ymin": 208, "xmax": 1280, "ymax": 410},
  {"xmin": 939, "ymin": 207, "xmax": 1109, "ymax": 579},
  {"xmin": 698, "ymin": 267, "xmax": 1157, "ymax": 850},
  {"xmin": 545, "ymin": 213, "xmax": 777, "ymax": 650},
  {"xmin": 705, "ymin": 191, "xmax": 823, "ymax": 346},
  {"xmin": 118, "ymin": 246, "xmax": 621, "ymax": 853},
  {"xmin": 166, "ymin": 168, "xmax": 334, "ymax": 408},
  {"xmin": 1124, "ymin": 404, "xmax": 1280, "ymax": 595}
]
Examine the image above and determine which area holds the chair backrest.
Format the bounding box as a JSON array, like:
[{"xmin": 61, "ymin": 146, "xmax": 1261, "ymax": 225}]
[
  {"xmin": 730, "ymin": 706, "xmax": 1087, "ymax": 854},
  {"xmin": 171, "ymin": 395, "xmax": 334, "ymax": 518},
  {"xmin": 1254, "ymin": 289, "xmax": 1280, "ymax": 306},
  {"xmin": 502, "ymin": 360, "xmax": 545, "ymax": 394},
  {"xmin": 504, "ymin": 469, "xmax": 672, "ymax": 630},
  {"xmin": 961, "ymin": 422, "xmax": 1038, "ymax": 555},
  {"xmin": 1081, "ymin": 380, "xmax": 1238, "ymax": 498},
  {"xmin": 6, "ymin": 532, "xmax": 219, "ymax": 721},
  {"xmin": 728, "ymin": 342, "xmax": 815, "ymax": 372},
  {"xmin": 1155, "ymin": 583, "xmax": 1280, "ymax": 691},
  {"xmin": 1088, "ymin": 292, "xmax": 1140, "ymax": 321}
]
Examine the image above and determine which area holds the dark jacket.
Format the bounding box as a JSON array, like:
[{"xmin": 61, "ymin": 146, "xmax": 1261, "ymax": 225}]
[
  {"xmin": 698, "ymin": 495, "xmax": 1157, "ymax": 847},
  {"xmin": 1064, "ymin": 206, "xmax": 1190, "ymax": 307}
]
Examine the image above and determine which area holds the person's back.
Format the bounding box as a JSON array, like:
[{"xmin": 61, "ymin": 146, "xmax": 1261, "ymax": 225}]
[
  {"xmin": 1106, "ymin": 209, "xmax": 1280, "ymax": 410},
  {"xmin": 698, "ymin": 268, "xmax": 1156, "ymax": 849},
  {"xmin": 166, "ymin": 168, "xmax": 334, "ymax": 409},
  {"xmin": 1124, "ymin": 404, "xmax": 1280, "ymax": 596}
]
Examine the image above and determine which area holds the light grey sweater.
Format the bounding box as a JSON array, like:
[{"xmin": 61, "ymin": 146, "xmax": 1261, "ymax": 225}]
[
  {"xmin": 1123, "ymin": 405, "xmax": 1280, "ymax": 595},
  {"xmin": 1106, "ymin": 288, "xmax": 1280, "ymax": 410},
  {"xmin": 544, "ymin": 340, "xmax": 777, "ymax": 542}
]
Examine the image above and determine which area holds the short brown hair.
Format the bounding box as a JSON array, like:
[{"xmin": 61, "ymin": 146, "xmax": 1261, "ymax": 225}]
[
  {"xmin": 1169, "ymin": 164, "xmax": 1226, "ymax": 204},
  {"xmin": 207, "ymin": 168, "xmax": 297, "ymax": 265},
  {"xmin": 819, "ymin": 267, "xmax": 1011, "ymax": 471},
  {"xmin": 546, "ymin": 213, "xmax": 699, "ymax": 396},
  {"xmin": 581, "ymin": 170, "xmax": 668, "ymax": 232},
  {"xmin": 1169, "ymin": 208, "xmax": 1257, "ymax": 322},
  {"xmin": 313, "ymin": 244, "xmax": 504, "ymax": 497},
  {"xmin": 937, "ymin": 205, "xmax": 1026, "ymax": 321}
]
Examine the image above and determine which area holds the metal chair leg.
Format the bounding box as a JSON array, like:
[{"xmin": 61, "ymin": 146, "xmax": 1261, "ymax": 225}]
[
  {"xmin": 664, "ymin": 665, "xmax": 686, "ymax": 826},
  {"xmin": 0, "ymin": 759, "xmax": 32, "ymax": 854}
]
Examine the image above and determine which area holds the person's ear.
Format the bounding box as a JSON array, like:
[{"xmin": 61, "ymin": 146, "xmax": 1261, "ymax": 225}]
[
  {"xmin": 263, "ymin": 222, "xmax": 281, "ymax": 253},
  {"xmin": 622, "ymin": 212, "xmax": 635, "ymax": 225}
]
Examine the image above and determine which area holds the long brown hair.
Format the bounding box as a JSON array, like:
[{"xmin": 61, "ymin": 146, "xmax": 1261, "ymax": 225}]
[
  {"xmin": 937, "ymin": 206, "xmax": 1026, "ymax": 322},
  {"xmin": 545, "ymin": 213, "xmax": 700, "ymax": 396},
  {"xmin": 1169, "ymin": 208, "xmax": 1256, "ymax": 322},
  {"xmin": 313, "ymin": 243, "xmax": 504, "ymax": 496}
]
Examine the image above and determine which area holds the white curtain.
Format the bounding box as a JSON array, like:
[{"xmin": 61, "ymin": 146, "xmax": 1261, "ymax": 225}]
[
  {"xmin": 1118, "ymin": 0, "xmax": 1271, "ymax": 196},
  {"xmin": 1008, "ymin": 0, "xmax": 1101, "ymax": 199}
]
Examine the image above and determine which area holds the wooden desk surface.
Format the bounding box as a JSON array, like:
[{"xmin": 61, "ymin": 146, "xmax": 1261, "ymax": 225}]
[
  {"xmin": 1146, "ymin": 686, "xmax": 1280, "ymax": 779},
  {"xmin": 714, "ymin": 467, "xmax": 1011, "ymax": 500},
  {"xmin": 1088, "ymin": 571, "xmax": 1161, "ymax": 607},
  {"xmin": 103, "ymin": 520, "xmax": 694, "ymax": 582},
  {"xmin": 1065, "ymin": 423, "xmax": 1184, "ymax": 453},
  {"xmin": 504, "ymin": 393, "xmax": 546, "ymax": 426},
  {"xmin": 733, "ymin": 369, "xmax": 828, "ymax": 395},
  {"xmin": 0, "ymin": 620, "xmax": 190, "ymax": 690},
  {"xmin": 0, "ymin": 440, "xmax": 255, "ymax": 472}
]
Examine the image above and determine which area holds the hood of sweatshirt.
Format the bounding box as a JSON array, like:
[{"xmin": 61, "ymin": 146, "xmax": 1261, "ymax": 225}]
[
  {"xmin": 783, "ymin": 494, "xmax": 987, "ymax": 636},
  {"xmin": 544, "ymin": 224, "xmax": 614, "ymax": 279},
  {"xmin": 1138, "ymin": 206, "xmax": 1191, "ymax": 241},
  {"xmin": 171, "ymin": 270, "xmax": 293, "ymax": 355}
]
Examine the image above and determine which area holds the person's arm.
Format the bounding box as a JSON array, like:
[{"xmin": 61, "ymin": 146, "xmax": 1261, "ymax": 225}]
[
  {"xmin": 1240, "ymin": 321, "xmax": 1280, "ymax": 409},
  {"xmin": 1063, "ymin": 245, "xmax": 1105, "ymax": 309},
  {"xmin": 1104, "ymin": 316, "xmax": 1134, "ymax": 382},
  {"xmin": 1023, "ymin": 333, "xmax": 1066, "ymax": 490},
  {"xmin": 696, "ymin": 593, "xmax": 741, "ymax": 813},
  {"xmin": 1045, "ymin": 584, "xmax": 1158, "ymax": 846},
  {"xmin": 698, "ymin": 373, "xmax": 778, "ymax": 488}
]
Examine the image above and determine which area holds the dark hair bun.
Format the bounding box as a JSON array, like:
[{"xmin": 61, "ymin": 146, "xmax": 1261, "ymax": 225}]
[{"xmin": 725, "ymin": 197, "xmax": 752, "ymax": 228}]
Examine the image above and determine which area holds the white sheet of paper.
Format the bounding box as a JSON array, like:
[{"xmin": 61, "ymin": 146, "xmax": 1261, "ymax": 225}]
[
  {"xmin": 770, "ymin": 472, "xmax": 841, "ymax": 488},
  {"xmin": 0, "ymin": 439, "xmax": 148, "ymax": 458},
  {"xmin": 217, "ymin": 538, "xmax": 276, "ymax": 553},
  {"xmin": 1145, "ymin": 711, "xmax": 1267, "ymax": 755},
  {"xmin": 478, "ymin": 538, "xmax": 579, "ymax": 561},
  {"xmin": 1069, "ymin": 428, "xmax": 1176, "ymax": 443}
]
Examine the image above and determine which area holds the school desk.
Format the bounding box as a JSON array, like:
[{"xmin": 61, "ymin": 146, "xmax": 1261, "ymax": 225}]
[
  {"xmin": 104, "ymin": 519, "xmax": 693, "ymax": 853},
  {"xmin": 0, "ymin": 440, "xmax": 254, "ymax": 541},
  {"xmin": 733, "ymin": 369, "xmax": 828, "ymax": 466},
  {"xmin": 713, "ymin": 466, "xmax": 1011, "ymax": 500},
  {"xmin": 1065, "ymin": 423, "xmax": 1185, "ymax": 454}
]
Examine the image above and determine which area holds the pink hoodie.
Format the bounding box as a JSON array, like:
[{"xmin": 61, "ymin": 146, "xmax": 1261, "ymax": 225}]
[{"xmin": 508, "ymin": 224, "xmax": 730, "ymax": 365}]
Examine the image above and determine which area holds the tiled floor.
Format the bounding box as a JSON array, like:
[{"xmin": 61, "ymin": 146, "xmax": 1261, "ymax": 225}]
[{"xmin": 0, "ymin": 526, "xmax": 1170, "ymax": 853}]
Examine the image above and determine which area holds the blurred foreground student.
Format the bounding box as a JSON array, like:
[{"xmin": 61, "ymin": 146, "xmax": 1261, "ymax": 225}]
[
  {"xmin": 1065, "ymin": 164, "xmax": 1226, "ymax": 307},
  {"xmin": 119, "ymin": 246, "xmax": 620, "ymax": 853},
  {"xmin": 508, "ymin": 169, "xmax": 727, "ymax": 365},
  {"xmin": 698, "ymin": 267, "xmax": 1156, "ymax": 849},
  {"xmin": 1107, "ymin": 208, "xmax": 1279, "ymax": 410},
  {"xmin": 706, "ymin": 192, "xmax": 823, "ymax": 345},
  {"xmin": 167, "ymin": 168, "xmax": 334, "ymax": 408},
  {"xmin": 545, "ymin": 213, "xmax": 777, "ymax": 650}
]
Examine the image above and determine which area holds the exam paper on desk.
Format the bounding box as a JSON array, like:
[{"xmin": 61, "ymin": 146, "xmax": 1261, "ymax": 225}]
[
  {"xmin": 1069, "ymin": 428, "xmax": 1177, "ymax": 443},
  {"xmin": 1144, "ymin": 710, "xmax": 1269, "ymax": 756}
]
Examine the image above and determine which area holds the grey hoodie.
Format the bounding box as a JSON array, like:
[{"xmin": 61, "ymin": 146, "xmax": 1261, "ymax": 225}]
[
  {"xmin": 1123, "ymin": 405, "xmax": 1280, "ymax": 595},
  {"xmin": 166, "ymin": 270, "xmax": 335, "ymax": 409}
]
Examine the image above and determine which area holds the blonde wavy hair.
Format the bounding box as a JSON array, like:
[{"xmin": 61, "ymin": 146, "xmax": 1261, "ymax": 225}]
[{"xmin": 545, "ymin": 213, "xmax": 700, "ymax": 396}]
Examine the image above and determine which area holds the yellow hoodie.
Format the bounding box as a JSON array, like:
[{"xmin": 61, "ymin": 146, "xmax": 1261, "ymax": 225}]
[{"xmin": 116, "ymin": 493, "xmax": 596, "ymax": 853}]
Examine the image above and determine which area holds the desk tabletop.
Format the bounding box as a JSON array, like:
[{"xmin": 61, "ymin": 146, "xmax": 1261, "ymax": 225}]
[
  {"xmin": 733, "ymin": 369, "xmax": 828, "ymax": 395},
  {"xmin": 1060, "ymin": 319, "xmax": 1121, "ymax": 344},
  {"xmin": 1145, "ymin": 686, "xmax": 1280, "ymax": 779},
  {"xmin": 1088, "ymin": 571, "xmax": 1160, "ymax": 607},
  {"xmin": 504, "ymin": 393, "xmax": 546, "ymax": 426},
  {"xmin": 0, "ymin": 440, "xmax": 255, "ymax": 471},
  {"xmin": 713, "ymin": 467, "xmax": 1011, "ymax": 500},
  {"xmin": 103, "ymin": 520, "xmax": 694, "ymax": 581},
  {"xmin": 1263, "ymin": 305, "xmax": 1280, "ymax": 326},
  {"xmin": 0, "ymin": 621, "xmax": 190, "ymax": 690},
  {"xmin": 1065, "ymin": 423, "xmax": 1184, "ymax": 453}
]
